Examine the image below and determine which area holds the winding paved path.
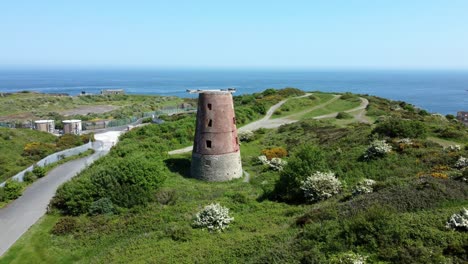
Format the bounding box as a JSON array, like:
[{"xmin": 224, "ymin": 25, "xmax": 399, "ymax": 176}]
[
  {"xmin": 0, "ymin": 131, "xmax": 122, "ymax": 257},
  {"xmin": 169, "ymin": 94, "xmax": 369, "ymax": 155}
]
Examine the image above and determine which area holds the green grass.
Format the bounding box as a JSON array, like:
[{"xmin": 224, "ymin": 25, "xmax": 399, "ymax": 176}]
[
  {"xmin": 271, "ymin": 93, "xmax": 335, "ymax": 118},
  {"xmin": 300, "ymin": 96, "xmax": 362, "ymax": 120},
  {"xmin": 2, "ymin": 90, "xmax": 468, "ymax": 263},
  {"xmin": 0, "ymin": 92, "xmax": 184, "ymax": 121},
  {"xmin": 0, "ymin": 128, "xmax": 58, "ymax": 182},
  {"xmin": 1, "ymin": 152, "xmax": 304, "ymax": 263}
]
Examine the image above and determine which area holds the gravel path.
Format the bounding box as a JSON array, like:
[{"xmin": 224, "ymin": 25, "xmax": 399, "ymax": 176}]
[{"xmin": 0, "ymin": 131, "xmax": 122, "ymax": 257}]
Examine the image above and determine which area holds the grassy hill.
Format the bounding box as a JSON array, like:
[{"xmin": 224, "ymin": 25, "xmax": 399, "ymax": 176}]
[
  {"xmin": 1, "ymin": 89, "xmax": 467, "ymax": 263},
  {"xmin": 0, "ymin": 128, "xmax": 58, "ymax": 182}
]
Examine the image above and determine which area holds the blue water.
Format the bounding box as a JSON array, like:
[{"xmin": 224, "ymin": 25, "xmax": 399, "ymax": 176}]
[{"xmin": 0, "ymin": 69, "xmax": 466, "ymax": 115}]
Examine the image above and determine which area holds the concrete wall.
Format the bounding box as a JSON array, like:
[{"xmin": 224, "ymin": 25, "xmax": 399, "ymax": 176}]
[
  {"xmin": 63, "ymin": 121, "xmax": 82, "ymax": 135},
  {"xmin": 0, "ymin": 141, "xmax": 93, "ymax": 187},
  {"xmin": 191, "ymin": 152, "xmax": 243, "ymax": 181}
]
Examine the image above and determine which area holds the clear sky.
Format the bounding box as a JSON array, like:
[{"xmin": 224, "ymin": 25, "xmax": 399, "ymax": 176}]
[{"xmin": 1, "ymin": 0, "xmax": 467, "ymax": 70}]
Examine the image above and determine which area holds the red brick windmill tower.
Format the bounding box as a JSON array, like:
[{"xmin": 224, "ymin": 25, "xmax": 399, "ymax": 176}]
[{"xmin": 189, "ymin": 89, "xmax": 243, "ymax": 181}]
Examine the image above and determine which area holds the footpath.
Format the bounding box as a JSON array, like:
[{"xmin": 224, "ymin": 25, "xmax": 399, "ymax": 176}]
[{"xmin": 0, "ymin": 131, "xmax": 121, "ymax": 256}]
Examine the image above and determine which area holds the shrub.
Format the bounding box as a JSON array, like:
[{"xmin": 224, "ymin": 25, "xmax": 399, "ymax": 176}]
[
  {"xmin": 88, "ymin": 198, "xmax": 114, "ymax": 215},
  {"xmin": 352, "ymin": 179, "xmax": 376, "ymax": 196},
  {"xmin": 446, "ymin": 145, "xmax": 461, "ymax": 152},
  {"xmin": 32, "ymin": 165, "xmax": 46, "ymax": 178},
  {"xmin": 373, "ymin": 118, "xmax": 427, "ymax": 138},
  {"xmin": 258, "ymin": 155, "xmax": 287, "ymax": 171},
  {"xmin": 329, "ymin": 252, "xmax": 368, "ymax": 264},
  {"xmin": 300, "ymin": 171, "xmax": 342, "ymax": 203},
  {"xmin": 238, "ymin": 130, "xmax": 254, "ymax": 142},
  {"xmin": 51, "ymin": 216, "xmax": 78, "ymax": 235},
  {"xmin": 446, "ymin": 114, "xmax": 455, "ymax": 120},
  {"xmin": 52, "ymin": 153, "xmax": 167, "ymax": 215},
  {"xmin": 439, "ymin": 128, "xmax": 464, "ymax": 139},
  {"xmin": 155, "ymin": 188, "xmax": 178, "ymax": 205},
  {"xmin": 0, "ymin": 187, "xmax": 5, "ymax": 202},
  {"xmin": 363, "ymin": 139, "xmax": 392, "ymax": 160},
  {"xmin": 56, "ymin": 134, "xmax": 83, "ymax": 149},
  {"xmin": 22, "ymin": 142, "xmax": 56, "ymax": 159},
  {"xmin": 261, "ymin": 147, "xmax": 288, "ymax": 160},
  {"xmin": 277, "ymin": 87, "xmax": 305, "ymax": 97},
  {"xmin": 454, "ymin": 156, "xmax": 467, "ymax": 169},
  {"xmin": 165, "ymin": 224, "xmax": 192, "ymax": 241},
  {"xmin": 23, "ymin": 171, "xmax": 38, "ymax": 183},
  {"xmin": 193, "ymin": 203, "xmax": 234, "ymax": 232},
  {"xmin": 336, "ymin": 112, "xmax": 353, "ymax": 119},
  {"xmin": 446, "ymin": 208, "xmax": 468, "ymax": 231},
  {"xmin": 273, "ymin": 144, "xmax": 328, "ymax": 202},
  {"xmin": 4, "ymin": 180, "xmax": 23, "ymax": 200}
]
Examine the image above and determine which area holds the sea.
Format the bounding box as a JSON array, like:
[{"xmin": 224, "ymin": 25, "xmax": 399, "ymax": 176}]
[{"xmin": 0, "ymin": 69, "xmax": 466, "ymax": 115}]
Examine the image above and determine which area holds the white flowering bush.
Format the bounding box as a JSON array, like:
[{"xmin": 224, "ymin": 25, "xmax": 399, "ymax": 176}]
[
  {"xmin": 300, "ymin": 171, "xmax": 342, "ymax": 202},
  {"xmin": 258, "ymin": 155, "xmax": 287, "ymax": 171},
  {"xmin": 238, "ymin": 130, "xmax": 254, "ymax": 142},
  {"xmin": 330, "ymin": 252, "xmax": 368, "ymax": 264},
  {"xmin": 446, "ymin": 145, "xmax": 461, "ymax": 152},
  {"xmin": 454, "ymin": 156, "xmax": 468, "ymax": 169},
  {"xmin": 363, "ymin": 139, "xmax": 392, "ymax": 160},
  {"xmin": 193, "ymin": 203, "xmax": 234, "ymax": 232},
  {"xmin": 446, "ymin": 208, "xmax": 468, "ymax": 231},
  {"xmin": 352, "ymin": 179, "xmax": 376, "ymax": 196},
  {"xmin": 397, "ymin": 138, "xmax": 413, "ymax": 145}
]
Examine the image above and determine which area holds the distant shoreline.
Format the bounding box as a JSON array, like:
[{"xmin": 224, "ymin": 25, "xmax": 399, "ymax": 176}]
[{"xmin": 0, "ymin": 69, "xmax": 466, "ymax": 115}]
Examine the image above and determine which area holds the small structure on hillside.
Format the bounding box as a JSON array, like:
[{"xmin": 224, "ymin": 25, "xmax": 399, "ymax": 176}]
[
  {"xmin": 101, "ymin": 89, "xmax": 125, "ymax": 95},
  {"xmin": 189, "ymin": 89, "xmax": 243, "ymax": 181},
  {"xmin": 34, "ymin": 120, "xmax": 55, "ymax": 133},
  {"xmin": 457, "ymin": 111, "xmax": 468, "ymax": 126},
  {"xmin": 63, "ymin": 119, "xmax": 82, "ymax": 135}
]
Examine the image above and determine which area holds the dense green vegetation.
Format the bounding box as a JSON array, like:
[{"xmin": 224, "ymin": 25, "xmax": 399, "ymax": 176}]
[
  {"xmin": 1, "ymin": 89, "xmax": 467, "ymax": 263},
  {"xmin": 0, "ymin": 128, "xmax": 92, "ymax": 182},
  {"xmin": 0, "ymin": 149, "xmax": 95, "ymax": 208}
]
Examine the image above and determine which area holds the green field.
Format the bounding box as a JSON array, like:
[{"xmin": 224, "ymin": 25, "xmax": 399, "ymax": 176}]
[
  {"xmin": 0, "ymin": 92, "xmax": 184, "ymax": 122},
  {"xmin": 271, "ymin": 93, "xmax": 335, "ymax": 118},
  {"xmin": 2, "ymin": 89, "xmax": 468, "ymax": 263},
  {"xmin": 300, "ymin": 95, "xmax": 362, "ymax": 119}
]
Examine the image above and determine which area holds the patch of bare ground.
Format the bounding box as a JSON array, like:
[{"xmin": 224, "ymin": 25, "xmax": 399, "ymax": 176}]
[{"xmin": 60, "ymin": 105, "xmax": 119, "ymax": 116}]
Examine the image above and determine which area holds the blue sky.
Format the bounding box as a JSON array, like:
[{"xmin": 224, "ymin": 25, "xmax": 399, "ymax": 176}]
[{"xmin": 0, "ymin": 0, "xmax": 467, "ymax": 69}]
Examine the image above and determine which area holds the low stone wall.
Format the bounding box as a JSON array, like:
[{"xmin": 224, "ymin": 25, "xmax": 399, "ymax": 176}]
[
  {"xmin": 0, "ymin": 141, "xmax": 93, "ymax": 187},
  {"xmin": 190, "ymin": 152, "xmax": 243, "ymax": 181}
]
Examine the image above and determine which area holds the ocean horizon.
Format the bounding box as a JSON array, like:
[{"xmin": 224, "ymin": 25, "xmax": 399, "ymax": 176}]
[{"xmin": 0, "ymin": 69, "xmax": 466, "ymax": 115}]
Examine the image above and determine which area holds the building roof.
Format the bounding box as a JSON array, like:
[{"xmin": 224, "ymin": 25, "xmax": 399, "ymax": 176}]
[
  {"xmin": 34, "ymin": 120, "xmax": 54, "ymax": 123},
  {"xmin": 63, "ymin": 119, "xmax": 81, "ymax": 123}
]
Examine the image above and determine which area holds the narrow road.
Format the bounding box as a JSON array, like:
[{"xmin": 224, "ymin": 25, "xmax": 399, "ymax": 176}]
[{"xmin": 0, "ymin": 131, "xmax": 121, "ymax": 257}]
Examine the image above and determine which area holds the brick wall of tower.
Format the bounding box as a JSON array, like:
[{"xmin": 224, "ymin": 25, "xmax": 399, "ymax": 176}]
[
  {"xmin": 193, "ymin": 92, "xmax": 240, "ymax": 155},
  {"xmin": 190, "ymin": 91, "xmax": 243, "ymax": 181}
]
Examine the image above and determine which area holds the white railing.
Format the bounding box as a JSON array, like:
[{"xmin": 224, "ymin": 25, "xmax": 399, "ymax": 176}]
[{"xmin": 0, "ymin": 141, "xmax": 93, "ymax": 187}]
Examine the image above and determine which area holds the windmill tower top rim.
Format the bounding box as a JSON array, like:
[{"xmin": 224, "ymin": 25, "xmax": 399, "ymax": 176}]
[{"xmin": 186, "ymin": 88, "xmax": 236, "ymax": 94}]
